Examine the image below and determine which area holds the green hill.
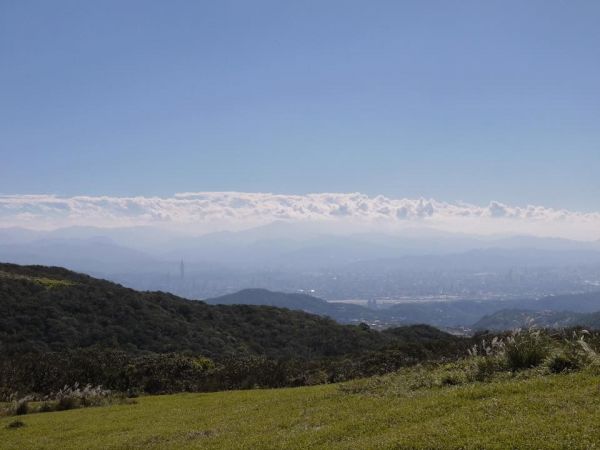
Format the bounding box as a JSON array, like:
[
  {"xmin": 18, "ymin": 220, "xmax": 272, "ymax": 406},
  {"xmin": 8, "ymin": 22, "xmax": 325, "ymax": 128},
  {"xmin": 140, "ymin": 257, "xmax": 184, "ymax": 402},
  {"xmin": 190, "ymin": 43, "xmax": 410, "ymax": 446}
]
[
  {"xmin": 0, "ymin": 263, "xmax": 470, "ymax": 396},
  {"xmin": 208, "ymin": 289, "xmax": 600, "ymax": 330},
  {"xmin": 473, "ymin": 308, "xmax": 600, "ymax": 331},
  {"xmin": 0, "ymin": 263, "xmax": 429, "ymax": 359},
  {"xmin": 206, "ymin": 288, "xmax": 378, "ymax": 323}
]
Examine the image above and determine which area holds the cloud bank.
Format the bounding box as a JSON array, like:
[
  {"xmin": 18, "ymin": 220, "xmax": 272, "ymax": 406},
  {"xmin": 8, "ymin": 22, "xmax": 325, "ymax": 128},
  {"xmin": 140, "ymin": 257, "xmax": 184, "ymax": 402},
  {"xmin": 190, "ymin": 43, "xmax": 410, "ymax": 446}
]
[{"xmin": 0, "ymin": 192, "xmax": 599, "ymax": 240}]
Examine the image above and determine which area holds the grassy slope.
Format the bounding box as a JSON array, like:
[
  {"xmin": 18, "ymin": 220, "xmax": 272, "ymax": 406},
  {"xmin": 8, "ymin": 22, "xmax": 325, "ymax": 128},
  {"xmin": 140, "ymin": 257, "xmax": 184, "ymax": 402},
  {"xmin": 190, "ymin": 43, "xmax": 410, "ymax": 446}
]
[{"xmin": 2, "ymin": 372, "xmax": 599, "ymax": 449}]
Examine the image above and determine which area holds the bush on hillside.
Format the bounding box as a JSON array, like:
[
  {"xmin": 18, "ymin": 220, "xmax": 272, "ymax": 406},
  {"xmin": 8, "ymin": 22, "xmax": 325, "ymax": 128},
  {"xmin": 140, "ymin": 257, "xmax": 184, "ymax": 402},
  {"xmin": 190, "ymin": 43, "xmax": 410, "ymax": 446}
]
[
  {"xmin": 474, "ymin": 356, "xmax": 506, "ymax": 381},
  {"xmin": 546, "ymin": 330, "xmax": 600, "ymax": 373},
  {"xmin": 546, "ymin": 351, "xmax": 582, "ymax": 373},
  {"xmin": 14, "ymin": 400, "xmax": 29, "ymax": 415},
  {"xmin": 504, "ymin": 330, "xmax": 550, "ymax": 370}
]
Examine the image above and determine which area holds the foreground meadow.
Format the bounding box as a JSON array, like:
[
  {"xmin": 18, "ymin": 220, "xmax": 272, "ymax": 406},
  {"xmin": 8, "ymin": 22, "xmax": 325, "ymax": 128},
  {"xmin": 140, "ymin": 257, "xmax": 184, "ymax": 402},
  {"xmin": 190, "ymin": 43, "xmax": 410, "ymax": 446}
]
[{"xmin": 2, "ymin": 370, "xmax": 599, "ymax": 449}]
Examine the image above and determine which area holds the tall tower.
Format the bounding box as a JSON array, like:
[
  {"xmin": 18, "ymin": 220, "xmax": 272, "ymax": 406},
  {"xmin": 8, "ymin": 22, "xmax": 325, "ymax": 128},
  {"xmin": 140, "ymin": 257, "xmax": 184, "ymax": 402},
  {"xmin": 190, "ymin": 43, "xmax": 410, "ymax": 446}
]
[{"xmin": 179, "ymin": 259, "xmax": 185, "ymax": 281}]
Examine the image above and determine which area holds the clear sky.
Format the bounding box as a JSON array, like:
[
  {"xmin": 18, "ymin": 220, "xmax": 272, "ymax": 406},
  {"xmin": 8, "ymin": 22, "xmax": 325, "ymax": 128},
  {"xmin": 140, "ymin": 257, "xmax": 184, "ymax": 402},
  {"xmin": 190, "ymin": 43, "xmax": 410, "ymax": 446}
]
[{"xmin": 1, "ymin": 0, "xmax": 599, "ymax": 210}]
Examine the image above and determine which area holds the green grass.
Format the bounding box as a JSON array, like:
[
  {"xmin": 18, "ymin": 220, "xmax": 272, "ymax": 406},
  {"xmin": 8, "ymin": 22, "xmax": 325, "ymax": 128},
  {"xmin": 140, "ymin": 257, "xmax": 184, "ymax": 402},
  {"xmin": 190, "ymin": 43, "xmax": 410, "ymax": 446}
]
[
  {"xmin": 0, "ymin": 270, "xmax": 75, "ymax": 288},
  {"xmin": 2, "ymin": 370, "xmax": 600, "ymax": 449},
  {"xmin": 32, "ymin": 277, "xmax": 76, "ymax": 288}
]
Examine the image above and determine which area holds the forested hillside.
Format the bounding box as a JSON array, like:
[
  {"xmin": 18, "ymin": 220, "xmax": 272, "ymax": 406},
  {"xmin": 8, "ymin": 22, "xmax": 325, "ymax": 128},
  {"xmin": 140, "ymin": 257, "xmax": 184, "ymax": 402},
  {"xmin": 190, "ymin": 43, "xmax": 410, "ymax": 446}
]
[
  {"xmin": 0, "ymin": 263, "xmax": 470, "ymax": 396},
  {"xmin": 0, "ymin": 263, "xmax": 406, "ymax": 358}
]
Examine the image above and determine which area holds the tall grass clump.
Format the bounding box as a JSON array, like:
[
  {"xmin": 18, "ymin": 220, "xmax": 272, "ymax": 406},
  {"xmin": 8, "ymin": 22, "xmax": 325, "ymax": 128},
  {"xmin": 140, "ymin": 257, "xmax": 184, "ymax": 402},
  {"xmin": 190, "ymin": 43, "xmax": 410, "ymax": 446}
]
[
  {"xmin": 504, "ymin": 330, "xmax": 550, "ymax": 370},
  {"xmin": 467, "ymin": 336, "xmax": 508, "ymax": 380},
  {"xmin": 1, "ymin": 383, "xmax": 118, "ymax": 416},
  {"xmin": 2, "ymin": 395, "xmax": 34, "ymax": 417},
  {"xmin": 340, "ymin": 329, "xmax": 600, "ymax": 400},
  {"xmin": 53, "ymin": 383, "xmax": 113, "ymax": 410},
  {"xmin": 546, "ymin": 330, "xmax": 600, "ymax": 374}
]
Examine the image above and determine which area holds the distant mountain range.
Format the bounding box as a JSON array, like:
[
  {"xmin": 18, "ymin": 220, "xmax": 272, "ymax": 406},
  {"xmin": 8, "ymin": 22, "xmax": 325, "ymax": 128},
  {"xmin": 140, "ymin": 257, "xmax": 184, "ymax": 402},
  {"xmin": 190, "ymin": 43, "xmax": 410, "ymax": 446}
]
[
  {"xmin": 2, "ymin": 224, "xmax": 600, "ymax": 269},
  {"xmin": 0, "ymin": 237, "xmax": 161, "ymax": 274},
  {"xmin": 2, "ymin": 224, "xmax": 600, "ymax": 301}
]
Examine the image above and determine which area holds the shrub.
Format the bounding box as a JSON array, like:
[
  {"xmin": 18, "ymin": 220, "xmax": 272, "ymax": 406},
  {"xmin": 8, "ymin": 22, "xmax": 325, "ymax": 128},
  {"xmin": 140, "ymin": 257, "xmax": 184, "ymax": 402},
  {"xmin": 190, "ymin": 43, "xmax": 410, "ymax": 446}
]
[
  {"xmin": 546, "ymin": 352, "xmax": 582, "ymax": 373},
  {"xmin": 504, "ymin": 330, "xmax": 550, "ymax": 370},
  {"xmin": 126, "ymin": 388, "xmax": 140, "ymax": 398},
  {"xmin": 439, "ymin": 372, "xmax": 464, "ymax": 386},
  {"xmin": 38, "ymin": 402, "xmax": 53, "ymax": 413},
  {"xmin": 545, "ymin": 331, "xmax": 599, "ymax": 374},
  {"xmin": 474, "ymin": 356, "xmax": 505, "ymax": 381},
  {"xmin": 56, "ymin": 396, "xmax": 79, "ymax": 411},
  {"xmin": 15, "ymin": 400, "xmax": 29, "ymax": 415},
  {"xmin": 431, "ymin": 361, "xmax": 476, "ymax": 387},
  {"xmin": 304, "ymin": 370, "xmax": 329, "ymax": 386}
]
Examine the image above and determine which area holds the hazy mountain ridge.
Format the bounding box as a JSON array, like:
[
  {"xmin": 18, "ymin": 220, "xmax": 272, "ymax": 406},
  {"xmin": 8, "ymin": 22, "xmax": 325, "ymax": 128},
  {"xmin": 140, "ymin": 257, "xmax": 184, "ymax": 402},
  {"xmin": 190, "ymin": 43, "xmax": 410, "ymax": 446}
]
[
  {"xmin": 471, "ymin": 292, "xmax": 600, "ymax": 330},
  {"xmin": 2, "ymin": 224, "xmax": 600, "ymax": 301},
  {"xmin": 3, "ymin": 224, "xmax": 600, "ymax": 264},
  {"xmin": 0, "ymin": 238, "xmax": 162, "ymax": 274},
  {"xmin": 472, "ymin": 309, "xmax": 590, "ymax": 331}
]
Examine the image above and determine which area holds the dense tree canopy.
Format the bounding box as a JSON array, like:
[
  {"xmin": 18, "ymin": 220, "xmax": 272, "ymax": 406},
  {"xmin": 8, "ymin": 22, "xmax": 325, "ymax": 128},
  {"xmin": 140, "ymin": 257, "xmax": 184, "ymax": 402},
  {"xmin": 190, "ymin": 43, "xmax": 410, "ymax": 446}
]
[
  {"xmin": 0, "ymin": 263, "xmax": 464, "ymax": 359},
  {"xmin": 0, "ymin": 263, "xmax": 471, "ymax": 396}
]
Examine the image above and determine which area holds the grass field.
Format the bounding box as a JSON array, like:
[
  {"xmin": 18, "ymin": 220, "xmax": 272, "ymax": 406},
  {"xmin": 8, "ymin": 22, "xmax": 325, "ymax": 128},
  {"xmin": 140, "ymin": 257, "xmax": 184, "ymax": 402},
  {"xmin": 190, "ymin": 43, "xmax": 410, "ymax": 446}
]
[{"xmin": 2, "ymin": 369, "xmax": 600, "ymax": 449}]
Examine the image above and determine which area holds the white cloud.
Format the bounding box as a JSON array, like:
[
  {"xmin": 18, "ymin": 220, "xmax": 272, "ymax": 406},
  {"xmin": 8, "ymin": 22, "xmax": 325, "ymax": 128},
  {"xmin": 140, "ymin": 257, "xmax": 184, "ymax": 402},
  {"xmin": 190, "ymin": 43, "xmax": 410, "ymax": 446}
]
[{"xmin": 0, "ymin": 192, "xmax": 599, "ymax": 240}]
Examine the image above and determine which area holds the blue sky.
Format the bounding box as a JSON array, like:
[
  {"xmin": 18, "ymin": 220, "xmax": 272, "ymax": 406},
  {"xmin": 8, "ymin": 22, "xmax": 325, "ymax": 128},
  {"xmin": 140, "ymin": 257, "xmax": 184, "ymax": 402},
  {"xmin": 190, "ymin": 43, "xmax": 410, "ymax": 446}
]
[{"xmin": 1, "ymin": 0, "xmax": 599, "ymax": 210}]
